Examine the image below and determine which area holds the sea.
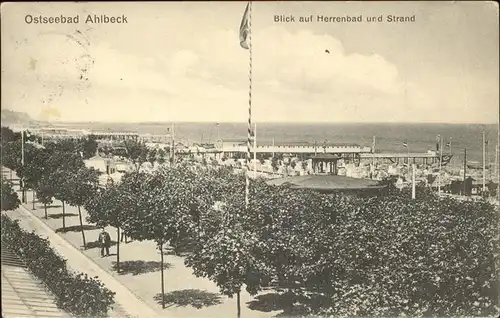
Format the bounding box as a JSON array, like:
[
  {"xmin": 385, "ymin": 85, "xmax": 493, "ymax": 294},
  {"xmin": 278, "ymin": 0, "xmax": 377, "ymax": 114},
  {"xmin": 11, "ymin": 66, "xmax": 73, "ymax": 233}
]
[{"xmin": 48, "ymin": 122, "xmax": 498, "ymax": 166}]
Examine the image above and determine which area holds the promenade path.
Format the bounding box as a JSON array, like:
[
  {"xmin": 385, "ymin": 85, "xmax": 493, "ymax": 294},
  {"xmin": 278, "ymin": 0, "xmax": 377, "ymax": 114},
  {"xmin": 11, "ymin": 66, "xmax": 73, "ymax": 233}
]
[
  {"xmin": 1, "ymin": 245, "xmax": 70, "ymax": 318},
  {"xmin": 2, "ymin": 169, "xmax": 157, "ymax": 318},
  {"xmin": 2, "ymin": 168, "xmax": 282, "ymax": 318}
]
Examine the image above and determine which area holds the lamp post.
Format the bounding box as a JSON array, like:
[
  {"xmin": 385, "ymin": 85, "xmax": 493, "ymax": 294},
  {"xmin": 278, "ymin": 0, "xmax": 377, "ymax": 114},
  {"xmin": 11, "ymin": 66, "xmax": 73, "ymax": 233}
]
[{"xmin": 21, "ymin": 128, "xmax": 26, "ymax": 203}]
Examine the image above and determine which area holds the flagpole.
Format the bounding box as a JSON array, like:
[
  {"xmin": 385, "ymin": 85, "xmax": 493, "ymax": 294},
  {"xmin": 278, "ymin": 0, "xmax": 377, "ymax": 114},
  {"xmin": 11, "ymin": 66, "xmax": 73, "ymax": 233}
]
[
  {"xmin": 172, "ymin": 123, "xmax": 175, "ymax": 166},
  {"xmin": 412, "ymin": 163, "xmax": 416, "ymax": 199},
  {"xmin": 495, "ymin": 143, "xmax": 498, "ymax": 184},
  {"xmin": 407, "ymin": 143, "xmax": 410, "ymax": 168},
  {"xmin": 497, "ymin": 142, "xmax": 500, "ymax": 204},
  {"xmin": 21, "ymin": 128, "xmax": 25, "ymax": 167},
  {"xmin": 372, "ymin": 136, "xmax": 376, "ymax": 179},
  {"xmin": 495, "ymin": 143, "xmax": 498, "ymax": 198},
  {"xmin": 272, "ymin": 137, "xmax": 275, "ymax": 177},
  {"xmin": 438, "ymin": 135, "xmax": 443, "ymax": 196},
  {"xmin": 463, "ymin": 148, "xmax": 467, "ymax": 196},
  {"xmin": 372, "ymin": 136, "xmax": 376, "ymax": 158},
  {"xmin": 272, "ymin": 137, "xmax": 275, "ymax": 158},
  {"xmin": 483, "ymin": 131, "xmax": 486, "ymax": 192},
  {"xmin": 487, "ymin": 138, "xmax": 491, "ymax": 182},
  {"xmin": 244, "ymin": 1, "xmax": 253, "ymax": 209},
  {"xmin": 253, "ymin": 123, "xmax": 257, "ymax": 178},
  {"xmin": 497, "ymin": 127, "xmax": 500, "ymax": 204},
  {"xmin": 21, "ymin": 128, "xmax": 26, "ymax": 203}
]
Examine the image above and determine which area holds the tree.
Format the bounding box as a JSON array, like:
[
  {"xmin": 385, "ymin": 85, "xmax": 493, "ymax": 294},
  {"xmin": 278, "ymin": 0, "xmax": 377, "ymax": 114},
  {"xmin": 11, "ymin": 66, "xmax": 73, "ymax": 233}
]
[
  {"xmin": 450, "ymin": 180, "xmax": 463, "ymax": 194},
  {"xmin": 123, "ymin": 140, "xmax": 149, "ymax": 170},
  {"xmin": 242, "ymin": 183, "xmax": 339, "ymax": 311},
  {"xmin": 15, "ymin": 141, "xmax": 38, "ymax": 203},
  {"xmin": 147, "ymin": 148, "xmax": 158, "ymax": 166},
  {"xmin": 46, "ymin": 151, "xmax": 86, "ymax": 230},
  {"xmin": 157, "ymin": 148, "xmax": 166, "ymax": 165},
  {"xmin": 65, "ymin": 167, "xmax": 100, "ymax": 249},
  {"xmin": 301, "ymin": 160, "xmax": 308, "ymax": 171},
  {"xmin": 1, "ymin": 126, "xmax": 19, "ymax": 145},
  {"xmin": 82, "ymin": 135, "xmax": 98, "ymax": 159},
  {"xmin": 271, "ymin": 156, "xmax": 279, "ymax": 173},
  {"xmin": 426, "ymin": 174, "xmax": 437, "ymax": 187},
  {"xmin": 1, "ymin": 177, "xmax": 20, "ymax": 211},
  {"xmin": 19, "ymin": 148, "xmax": 50, "ymax": 210},
  {"xmin": 185, "ymin": 201, "xmax": 262, "ymax": 317},
  {"xmin": 486, "ymin": 181, "xmax": 497, "ymax": 197},
  {"xmin": 86, "ymin": 173, "xmax": 147, "ymax": 273},
  {"xmin": 124, "ymin": 165, "xmax": 201, "ymax": 308},
  {"xmin": 184, "ymin": 177, "xmax": 284, "ymax": 316},
  {"xmin": 36, "ymin": 176, "xmax": 55, "ymax": 219},
  {"xmin": 0, "ymin": 139, "xmax": 21, "ymax": 182},
  {"xmin": 44, "ymin": 139, "xmax": 83, "ymax": 154},
  {"xmin": 210, "ymin": 158, "xmax": 219, "ymax": 167}
]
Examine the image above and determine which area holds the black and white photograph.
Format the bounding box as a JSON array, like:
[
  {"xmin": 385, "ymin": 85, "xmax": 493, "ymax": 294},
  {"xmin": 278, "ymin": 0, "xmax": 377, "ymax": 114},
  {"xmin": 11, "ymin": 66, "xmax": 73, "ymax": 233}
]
[{"xmin": 1, "ymin": 1, "xmax": 499, "ymax": 317}]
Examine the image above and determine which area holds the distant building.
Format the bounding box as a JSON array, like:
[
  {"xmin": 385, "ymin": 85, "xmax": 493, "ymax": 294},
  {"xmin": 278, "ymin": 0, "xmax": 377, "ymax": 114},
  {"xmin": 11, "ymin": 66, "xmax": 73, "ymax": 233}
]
[
  {"xmin": 30, "ymin": 127, "xmax": 88, "ymax": 140},
  {"xmin": 221, "ymin": 139, "xmax": 371, "ymax": 160}
]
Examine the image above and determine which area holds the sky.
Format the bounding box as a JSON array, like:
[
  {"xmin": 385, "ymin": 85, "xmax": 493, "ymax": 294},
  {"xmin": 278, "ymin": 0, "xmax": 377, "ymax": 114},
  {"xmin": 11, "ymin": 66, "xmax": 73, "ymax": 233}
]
[{"xmin": 1, "ymin": 1, "xmax": 499, "ymax": 124}]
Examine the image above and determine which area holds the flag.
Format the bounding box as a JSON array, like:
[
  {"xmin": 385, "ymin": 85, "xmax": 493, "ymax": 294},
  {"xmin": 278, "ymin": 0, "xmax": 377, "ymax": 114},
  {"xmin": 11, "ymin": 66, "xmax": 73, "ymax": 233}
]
[
  {"xmin": 402, "ymin": 140, "xmax": 408, "ymax": 148},
  {"xmin": 239, "ymin": 2, "xmax": 250, "ymax": 49}
]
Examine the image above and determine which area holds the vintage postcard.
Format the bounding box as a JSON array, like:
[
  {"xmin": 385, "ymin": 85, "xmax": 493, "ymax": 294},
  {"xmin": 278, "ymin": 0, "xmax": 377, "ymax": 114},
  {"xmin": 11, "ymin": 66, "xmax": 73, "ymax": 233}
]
[{"xmin": 1, "ymin": 1, "xmax": 499, "ymax": 318}]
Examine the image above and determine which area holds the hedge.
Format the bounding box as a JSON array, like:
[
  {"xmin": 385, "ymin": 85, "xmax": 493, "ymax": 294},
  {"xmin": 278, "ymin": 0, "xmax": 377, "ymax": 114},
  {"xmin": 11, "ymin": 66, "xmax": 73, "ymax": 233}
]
[
  {"xmin": 1, "ymin": 177, "xmax": 20, "ymax": 211},
  {"xmin": 1, "ymin": 215, "xmax": 115, "ymax": 317}
]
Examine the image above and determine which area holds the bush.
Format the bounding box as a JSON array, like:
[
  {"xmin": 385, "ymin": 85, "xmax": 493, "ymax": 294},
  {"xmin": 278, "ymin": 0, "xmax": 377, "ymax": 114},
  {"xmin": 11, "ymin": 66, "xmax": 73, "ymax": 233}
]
[
  {"xmin": 1, "ymin": 177, "xmax": 20, "ymax": 211},
  {"xmin": 0, "ymin": 215, "xmax": 115, "ymax": 317}
]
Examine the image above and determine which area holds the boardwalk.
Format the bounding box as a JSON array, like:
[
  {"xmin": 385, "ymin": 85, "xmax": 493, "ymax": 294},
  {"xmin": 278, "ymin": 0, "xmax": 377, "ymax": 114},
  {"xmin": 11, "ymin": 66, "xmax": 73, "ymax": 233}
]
[{"xmin": 1, "ymin": 245, "xmax": 70, "ymax": 318}]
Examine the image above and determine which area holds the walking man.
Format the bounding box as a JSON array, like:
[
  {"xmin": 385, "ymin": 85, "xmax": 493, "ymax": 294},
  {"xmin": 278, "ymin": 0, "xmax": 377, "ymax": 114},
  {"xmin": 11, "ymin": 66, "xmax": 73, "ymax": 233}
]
[{"xmin": 98, "ymin": 228, "xmax": 111, "ymax": 257}]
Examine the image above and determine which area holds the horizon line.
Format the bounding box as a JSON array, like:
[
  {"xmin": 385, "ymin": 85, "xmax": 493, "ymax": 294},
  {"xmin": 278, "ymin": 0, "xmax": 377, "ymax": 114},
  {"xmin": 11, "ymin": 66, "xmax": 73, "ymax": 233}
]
[{"xmin": 18, "ymin": 120, "xmax": 500, "ymax": 126}]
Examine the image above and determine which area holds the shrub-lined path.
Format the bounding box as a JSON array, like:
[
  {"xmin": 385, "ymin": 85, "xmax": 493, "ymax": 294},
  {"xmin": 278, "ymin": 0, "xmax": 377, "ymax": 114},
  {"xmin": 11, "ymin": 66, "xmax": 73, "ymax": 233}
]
[
  {"xmin": 2, "ymin": 167, "xmax": 158, "ymax": 318},
  {"xmin": 2, "ymin": 167, "xmax": 281, "ymax": 318},
  {"xmin": 1, "ymin": 245, "xmax": 70, "ymax": 318}
]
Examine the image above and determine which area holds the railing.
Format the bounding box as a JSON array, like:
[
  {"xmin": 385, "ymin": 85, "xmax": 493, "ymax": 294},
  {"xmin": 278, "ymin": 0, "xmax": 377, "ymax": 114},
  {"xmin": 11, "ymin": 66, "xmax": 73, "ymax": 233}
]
[{"xmin": 221, "ymin": 145, "xmax": 369, "ymax": 153}]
